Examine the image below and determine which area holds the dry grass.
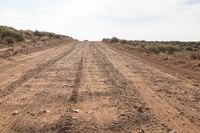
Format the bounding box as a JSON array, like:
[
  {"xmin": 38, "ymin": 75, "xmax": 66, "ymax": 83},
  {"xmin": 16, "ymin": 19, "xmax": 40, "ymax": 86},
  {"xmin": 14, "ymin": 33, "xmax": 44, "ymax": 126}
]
[
  {"xmin": 103, "ymin": 37, "xmax": 200, "ymax": 60},
  {"xmin": 146, "ymin": 44, "xmax": 180, "ymax": 54},
  {"xmin": 0, "ymin": 26, "xmax": 24, "ymax": 44},
  {"xmin": 175, "ymin": 51, "xmax": 200, "ymax": 60},
  {"xmin": 190, "ymin": 51, "xmax": 200, "ymax": 60},
  {"xmin": 0, "ymin": 25, "xmax": 66, "ymax": 45}
]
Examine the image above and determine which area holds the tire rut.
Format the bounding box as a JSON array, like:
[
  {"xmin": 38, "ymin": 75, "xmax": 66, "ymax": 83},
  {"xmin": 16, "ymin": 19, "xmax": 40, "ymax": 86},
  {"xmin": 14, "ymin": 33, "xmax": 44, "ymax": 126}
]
[
  {"xmin": 40, "ymin": 47, "xmax": 86, "ymax": 133},
  {"xmin": 99, "ymin": 43, "xmax": 200, "ymax": 133},
  {"xmin": 68, "ymin": 57, "xmax": 83, "ymax": 103},
  {"xmin": 42, "ymin": 43, "xmax": 164, "ymax": 133},
  {"xmin": 0, "ymin": 45, "xmax": 76, "ymax": 99},
  {"xmin": 1, "ymin": 44, "xmax": 86, "ymax": 132}
]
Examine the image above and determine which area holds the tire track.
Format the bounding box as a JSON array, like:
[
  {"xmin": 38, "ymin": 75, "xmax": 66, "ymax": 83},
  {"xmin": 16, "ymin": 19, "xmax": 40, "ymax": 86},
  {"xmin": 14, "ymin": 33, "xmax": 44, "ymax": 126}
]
[
  {"xmin": 68, "ymin": 57, "xmax": 83, "ymax": 102},
  {"xmin": 107, "ymin": 43, "xmax": 200, "ymax": 126},
  {"xmin": 42, "ymin": 43, "xmax": 163, "ymax": 133},
  {"xmin": 93, "ymin": 44, "xmax": 164, "ymax": 132},
  {"xmin": 40, "ymin": 45, "xmax": 87, "ymax": 133},
  {"xmin": 0, "ymin": 43, "xmax": 86, "ymax": 132},
  {"xmin": 0, "ymin": 44, "xmax": 77, "ymax": 99},
  {"xmin": 99, "ymin": 43, "xmax": 200, "ymax": 133}
]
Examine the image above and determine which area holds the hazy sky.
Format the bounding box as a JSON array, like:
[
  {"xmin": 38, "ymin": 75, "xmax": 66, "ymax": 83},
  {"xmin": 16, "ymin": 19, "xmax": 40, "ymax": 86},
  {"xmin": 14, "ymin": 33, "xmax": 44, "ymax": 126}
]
[{"xmin": 0, "ymin": 0, "xmax": 200, "ymax": 41}]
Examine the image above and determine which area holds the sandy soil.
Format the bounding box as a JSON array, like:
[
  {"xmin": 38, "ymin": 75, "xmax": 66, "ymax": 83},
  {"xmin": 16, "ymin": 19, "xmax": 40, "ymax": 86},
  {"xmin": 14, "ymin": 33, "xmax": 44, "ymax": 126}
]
[{"xmin": 0, "ymin": 41, "xmax": 199, "ymax": 133}]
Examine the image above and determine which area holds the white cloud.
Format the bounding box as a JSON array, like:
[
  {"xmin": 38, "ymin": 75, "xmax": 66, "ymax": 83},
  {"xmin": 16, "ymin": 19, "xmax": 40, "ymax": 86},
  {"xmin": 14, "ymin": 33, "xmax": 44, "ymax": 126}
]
[{"xmin": 0, "ymin": 0, "xmax": 199, "ymax": 41}]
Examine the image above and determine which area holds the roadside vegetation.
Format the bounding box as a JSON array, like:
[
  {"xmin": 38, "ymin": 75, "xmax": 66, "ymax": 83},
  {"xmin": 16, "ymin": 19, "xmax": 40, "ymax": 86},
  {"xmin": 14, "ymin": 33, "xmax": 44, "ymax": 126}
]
[
  {"xmin": 0, "ymin": 25, "xmax": 66, "ymax": 46},
  {"xmin": 103, "ymin": 37, "xmax": 200, "ymax": 60}
]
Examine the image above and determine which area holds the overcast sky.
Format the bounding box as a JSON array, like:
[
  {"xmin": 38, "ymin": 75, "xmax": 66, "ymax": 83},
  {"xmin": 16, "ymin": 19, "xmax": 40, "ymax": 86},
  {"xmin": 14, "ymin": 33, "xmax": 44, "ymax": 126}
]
[{"xmin": 0, "ymin": 0, "xmax": 200, "ymax": 41}]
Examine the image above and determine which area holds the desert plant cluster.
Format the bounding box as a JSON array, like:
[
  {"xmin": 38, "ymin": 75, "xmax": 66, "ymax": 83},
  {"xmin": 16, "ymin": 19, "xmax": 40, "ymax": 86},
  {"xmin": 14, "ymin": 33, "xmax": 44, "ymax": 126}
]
[
  {"xmin": 103, "ymin": 37, "xmax": 200, "ymax": 60},
  {"xmin": 0, "ymin": 26, "xmax": 66, "ymax": 45}
]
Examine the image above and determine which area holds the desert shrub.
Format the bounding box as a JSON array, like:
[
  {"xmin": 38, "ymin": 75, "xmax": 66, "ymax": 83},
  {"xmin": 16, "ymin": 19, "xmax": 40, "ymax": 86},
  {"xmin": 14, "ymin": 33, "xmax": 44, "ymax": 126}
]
[
  {"xmin": 102, "ymin": 38, "xmax": 106, "ymax": 42},
  {"xmin": 190, "ymin": 51, "xmax": 200, "ymax": 60},
  {"xmin": 47, "ymin": 33, "xmax": 54, "ymax": 38},
  {"xmin": 111, "ymin": 37, "xmax": 119, "ymax": 43},
  {"xmin": 147, "ymin": 45, "xmax": 180, "ymax": 54},
  {"xmin": 185, "ymin": 47, "xmax": 194, "ymax": 51},
  {"xmin": 0, "ymin": 30, "xmax": 24, "ymax": 42},
  {"xmin": 176, "ymin": 51, "xmax": 200, "ymax": 60},
  {"xmin": 23, "ymin": 31, "xmax": 33, "ymax": 38},
  {"xmin": 165, "ymin": 46, "xmax": 180, "ymax": 54},
  {"xmin": 175, "ymin": 52, "xmax": 191, "ymax": 60},
  {"xmin": 33, "ymin": 30, "xmax": 42, "ymax": 37},
  {"xmin": 55, "ymin": 34, "xmax": 61, "ymax": 38},
  {"xmin": 102, "ymin": 38, "xmax": 111, "ymax": 43},
  {"xmin": 120, "ymin": 39, "xmax": 128, "ymax": 44},
  {"xmin": 147, "ymin": 46, "xmax": 160, "ymax": 54},
  {"xmin": 3, "ymin": 36, "xmax": 16, "ymax": 44}
]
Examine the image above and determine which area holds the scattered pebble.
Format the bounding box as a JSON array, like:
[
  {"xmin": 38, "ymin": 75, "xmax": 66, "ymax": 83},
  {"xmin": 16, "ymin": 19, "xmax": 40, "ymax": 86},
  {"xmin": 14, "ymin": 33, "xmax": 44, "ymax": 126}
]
[
  {"xmin": 168, "ymin": 130, "xmax": 176, "ymax": 133},
  {"xmin": 72, "ymin": 116, "xmax": 77, "ymax": 119},
  {"xmin": 88, "ymin": 111, "xmax": 93, "ymax": 114},
  {"xmin": 44, "ymin": 109, "xmax": 50, "ymax": 113},
  {"xmin": 72, "ymin": 109, "xmax": 80, "ymax": 113},
  {"xmin": 40, "ymin": 109, "xmax": 50, "ymax": 113},
  {"xmin": 177, "ymin": 111, "xmax": 184, "ymax": 116},
  {"xmin": 12, "ymin": 111, "xmax": 19, "ymax": 116},
  {"xmin": 27, "ymin": 111, "xmax": 35, "ymax": 116},
  {"xmin": 137, "ymin": 106, "xmax": 144, "ymax": 113},
  {"xmin": 120, "ymin": 113, "xmax": 126, "ymax": 116},
  {"xmin": 41, "ymin": 91, "xmax": 48, "ymax": 96},
  {"xmin": 167, "ymin": 128, "xmax": 176, "ymax": 133},
  {"xmin": 137, "ymin": 129, "xmax": 144, "ymax": 133}
]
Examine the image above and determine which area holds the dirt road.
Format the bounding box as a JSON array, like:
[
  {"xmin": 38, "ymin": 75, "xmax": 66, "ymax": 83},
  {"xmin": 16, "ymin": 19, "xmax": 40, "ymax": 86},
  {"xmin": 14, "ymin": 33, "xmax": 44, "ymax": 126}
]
[{"xmin": 0, "ymin": 41, "xmax": 199, "ymax": 133}]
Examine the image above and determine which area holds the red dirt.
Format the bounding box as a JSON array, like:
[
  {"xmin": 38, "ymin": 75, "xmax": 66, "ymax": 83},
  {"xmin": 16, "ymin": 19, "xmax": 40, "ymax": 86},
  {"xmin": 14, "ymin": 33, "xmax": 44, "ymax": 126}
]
[{"xmin": 0, "ymin": 41, "xmax": 199, "ymax": 133}]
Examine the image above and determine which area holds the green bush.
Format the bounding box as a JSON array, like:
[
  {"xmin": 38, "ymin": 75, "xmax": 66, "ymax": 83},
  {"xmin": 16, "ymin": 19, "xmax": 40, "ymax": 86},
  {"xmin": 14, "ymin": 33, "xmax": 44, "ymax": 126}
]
[
  {"xmin": 147, "ymin": 45, "xmax": 180, "ymax": 54},
  {"xmin": 3, "ymin": 36, "xmax": 15, "ymax": 44},
  {"xmin": 102, "ymin": 38, "xmax": 110, "ymax": 43},
  {"xmin": 185, "ymin": 47, "xmax": 194, "ymax": 51},
  {"xmin": 120, "ymin": 39, "xmax": 128, "ymax": 44},
  {"xmin": 0, "ymin": 30, "xmax": 24, "ymax": 42},
  {"xmin": 33, "ymin": 30, "xmax": 42, "ymax": 37},
  {"xmin": 55, "ymin": 34, "xmax": 61, "ymax": 39},
  {"xmin": 111, "ymin": 37, "xmax": 119, "ymax": 43}
]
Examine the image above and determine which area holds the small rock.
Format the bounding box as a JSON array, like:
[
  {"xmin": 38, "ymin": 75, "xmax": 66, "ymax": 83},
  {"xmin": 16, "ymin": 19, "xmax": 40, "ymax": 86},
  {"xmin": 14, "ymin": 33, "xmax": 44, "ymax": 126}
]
[
  {"xmin": 120, "ymin": 113, "xmax": 126, "ymax": 116},
  {"xmin": 164, "ymin": 57, "xmax": 169, "ymax": 60},
  {"xmin": 40, "ymin": 109, "xmax": 50, "ymax": 113},
  {"xmin": 72, "ymin": 116, "xmax": 77, "ymax": 119},
  {"xmin": 193, "ymin": 83, "xmax": 200, "ymax": 87},
  {"xmin": 88, "ymin": 111, "xmax": 93, "ymax": 114},
  {"xmin": 177, "ymin": 97, "xmax": 181, "ymax": 100},
  {"xmin": 167, "ymin": 128, "xmax": 176, "ymax": 133},
  {"xmin": 168, "ymin": 130, "xmax": 176, "ymax": 133},
  {"xmin": 41, "ymin": 91, "xmax": 48, "ymax": 96},
  {"xmin": 44, "ymin": 109, "xmax": 50, "ymax": 113},
  {"xmin": 177, "ymin": 111, "xmax": 184, "ymax": 116},
  {"xmin": 72, "ymin": 109, "xmax": 80, "ymax": 113},
  {"xmin": 191, "ymin": 108, "xmax": 196, "ymax": 111},
  {"xmin": 12, "ymin": 111, "xmax": 19, "ymax": 115},
  {"xmin": 137, "ymin": 129, "xmax": 144, "ymax": 133},
  {"xmin": 137, "ymin": 106, "xmax": 144, "ymax": 113},
  {"xmin": 27, "ymin": 111, "xmax": 35, "ymax": 116}
]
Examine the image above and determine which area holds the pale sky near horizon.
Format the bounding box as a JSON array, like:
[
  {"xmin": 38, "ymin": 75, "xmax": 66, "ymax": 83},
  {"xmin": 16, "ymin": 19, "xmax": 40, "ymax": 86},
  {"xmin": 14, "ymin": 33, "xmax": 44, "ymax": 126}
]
[{"xmin": 0, "ymin": 0, "xmax": 200, "ymax": 41}]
